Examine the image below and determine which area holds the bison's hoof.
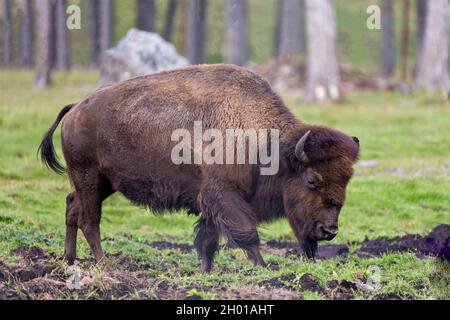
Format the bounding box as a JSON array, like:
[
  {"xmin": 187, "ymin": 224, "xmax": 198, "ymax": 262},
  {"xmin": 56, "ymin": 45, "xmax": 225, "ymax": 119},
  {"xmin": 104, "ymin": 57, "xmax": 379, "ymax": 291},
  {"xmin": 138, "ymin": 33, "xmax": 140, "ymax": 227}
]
[
  {"xmin": 200, "ymin": 260, "xmax": 213, "ymax": 273},
  {"xmin": 61, "ymin": 253, "xmax": 76, "ymax": 265}
]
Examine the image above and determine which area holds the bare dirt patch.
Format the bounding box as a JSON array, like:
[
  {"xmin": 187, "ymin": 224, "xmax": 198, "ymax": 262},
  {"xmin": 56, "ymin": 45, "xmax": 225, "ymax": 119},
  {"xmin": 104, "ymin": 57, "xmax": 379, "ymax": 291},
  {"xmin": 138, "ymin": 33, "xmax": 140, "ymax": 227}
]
[
  {"xmin": 355, "ymin": 224, "xmax": 450, "ymax": 260},
  {"xmin": 0, "ymin": 246, "xmax": 188, "ymax": 300},
  {"xmin": 263, "ymin": 241, "xmax": 349, "ymax": 260},
  {"xmin": 227, "ymin": 285, "xmax": 301, "ymax": 300},
  {"xmin": 258, "ymin": 273, "xmax": 363, "ymax": 300}
]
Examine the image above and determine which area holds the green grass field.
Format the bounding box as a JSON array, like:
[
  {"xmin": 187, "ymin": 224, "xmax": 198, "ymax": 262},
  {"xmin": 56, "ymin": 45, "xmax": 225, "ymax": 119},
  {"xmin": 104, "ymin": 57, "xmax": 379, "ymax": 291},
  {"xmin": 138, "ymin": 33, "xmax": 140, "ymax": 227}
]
[{"xmin": 0, "ymin": 70, "xmax": 448, "ymax": 299}]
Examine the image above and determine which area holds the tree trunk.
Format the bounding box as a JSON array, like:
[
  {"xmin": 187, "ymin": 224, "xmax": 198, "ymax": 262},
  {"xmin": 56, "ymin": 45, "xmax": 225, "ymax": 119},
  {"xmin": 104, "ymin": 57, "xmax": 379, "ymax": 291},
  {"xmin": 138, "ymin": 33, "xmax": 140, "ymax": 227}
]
[
  {"xmin": 163, "ymin": 0, "xmax": 178, "ymax": 42},
  {"xmin": 414, "ymin": 0, "xmax": 450, "ymax": 94},
  {"xmin": 400, "ymin": 0, "xmax": 410, "ymax": 81},
  {"xmin": 274, "ymin": 0, "xmax": 282, "ymax": 57},
  {"xmin": 136, "ymin": 0, "xmax": 156, "ymax": 32},
  {"xmin": 35, "ymin": 0, "xmax": 53, "ymax": 88},
  {"xmin": 225, "ymin": 0, "xmax": 248, "ymax": 66},
  {"xmin": 275, "ymin": 0, "xmax": 305, "ymax": 57},
  {"xmin": 21, "ymin": 0, "xmax": 34, "ymax": 68},
  {"xmin": 304, "ymin": 0, "xmax": 340, "ymax": 102},
  {"xmin": 99, "ymin": 0, "xmax": 114, "ymax": 57},
  {"xmin": 414, "ymin": 0, "xmax": 426, "ymax": 76},
  {"xmin": 381, "ymin": 0, "xmax": 395, "ymax": 77},
  {"xmin": 185, "ymin": 0, "xmax": 208, "ymax": 64},
  {"xmin": 2, "ymin": 0, "xmax": 12, "ymax": 65},
  {"xmin": 87, "ymin": 0, "xmax": 100, "ymax": 68},
  {"xmin": 416, "ymin": 0, "xmax": 426, "ymax": 50},
  {"xmin": 177, "ymin": 0, "xmax": 188, "ymax": 52},
  {"xmin": 55, "ymin": 0, "xmax": 70, "ymax": 70}
]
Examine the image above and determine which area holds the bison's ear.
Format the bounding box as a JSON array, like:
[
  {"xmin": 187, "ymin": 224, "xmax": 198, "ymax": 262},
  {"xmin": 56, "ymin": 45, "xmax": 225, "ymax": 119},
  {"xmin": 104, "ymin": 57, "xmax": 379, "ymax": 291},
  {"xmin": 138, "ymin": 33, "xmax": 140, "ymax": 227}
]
[{"xmin": 351, "ymin": 136, "xmax": 360, "ymax": 162}]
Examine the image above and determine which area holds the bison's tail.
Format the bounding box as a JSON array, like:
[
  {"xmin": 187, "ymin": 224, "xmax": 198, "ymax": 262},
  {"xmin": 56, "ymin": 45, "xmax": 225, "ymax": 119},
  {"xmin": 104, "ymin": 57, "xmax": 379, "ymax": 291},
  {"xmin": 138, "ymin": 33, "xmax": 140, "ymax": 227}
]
[{"xmin": 38, "ymin": 104, "xmax": 74, "ymax": 175}]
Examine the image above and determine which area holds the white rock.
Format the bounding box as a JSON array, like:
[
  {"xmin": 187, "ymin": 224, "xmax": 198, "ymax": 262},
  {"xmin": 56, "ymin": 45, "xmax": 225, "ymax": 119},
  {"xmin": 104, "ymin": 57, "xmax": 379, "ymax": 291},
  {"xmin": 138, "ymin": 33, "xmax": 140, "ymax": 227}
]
[{"xmin": 101, "ymin": 28, "xmax": 190, "ymax": 85}]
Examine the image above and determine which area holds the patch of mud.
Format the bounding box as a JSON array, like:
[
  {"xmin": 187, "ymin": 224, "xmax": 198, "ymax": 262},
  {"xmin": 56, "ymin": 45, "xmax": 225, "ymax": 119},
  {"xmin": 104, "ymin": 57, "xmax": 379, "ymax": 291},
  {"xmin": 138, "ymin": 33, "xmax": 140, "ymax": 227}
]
[
  {"xmin": 258, "ymin": 273, "xmax": 359, "ymax": 300},
  {"xmin": 228, "ymin": 285, "xmax": 301, "ymax": 300},
  {"xmin": 11, "ymin": 245, "xmax": 48, "ymax": 261},
  {"xmin": 283, "ymin": 274, "xmax": 410, "ymax": 300},
  {"xmin": 355, "ymin": 224, "xmax": 450, "ymax": 260},
  {"xmin": 13, "ymin": 262, "xmax": 56, "ymax": 282},
  {"xmin": 1, "ymin": 246, "xmax": 231, "ymax": 300},
  {"xmin": 20, "ymin": 278, "xmax": 67, "ymax": 299},
  {"xmin": 298, "ymin": 273, "xmax": 326, "ymax": 295},
  {"xmin": 0, "ymin": 259, "xmax": 66, "ymax": 300},
  {"xmin": 259, "ymin": 274, "xmax": 296, "ymax": 290},
  {"xmin": 0, "ymin": 283, "xmax": 22, "ymax": 300},
  {"xmin": 326, "ymin": 279, "xmax": 358, "ymax": 300},
  {"xmin": 373, "ymin": 293, "xmax": 404, "ymax": 300},
  {"xmin": 263, "ymin": 241, "xmax": 349, "ymax": 260},
  {"xmin": 0, "ymin": 246, "xmax": 191, "ymax": 300}
]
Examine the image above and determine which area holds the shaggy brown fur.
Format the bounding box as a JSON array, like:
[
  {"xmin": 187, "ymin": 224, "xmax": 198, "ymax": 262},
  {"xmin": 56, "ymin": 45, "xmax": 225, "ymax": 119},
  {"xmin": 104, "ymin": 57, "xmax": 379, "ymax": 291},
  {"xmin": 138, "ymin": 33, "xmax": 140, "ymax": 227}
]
[{"xmin": 39, "ymin": 64, "xmax": 359, "ymax": 272}]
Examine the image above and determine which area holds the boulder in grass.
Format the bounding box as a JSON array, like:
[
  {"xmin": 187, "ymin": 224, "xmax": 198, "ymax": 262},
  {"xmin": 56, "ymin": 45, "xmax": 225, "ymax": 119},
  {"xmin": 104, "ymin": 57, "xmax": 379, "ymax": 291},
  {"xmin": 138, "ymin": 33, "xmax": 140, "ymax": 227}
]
[{"xmin": 100, "ymin": 28, "xmax": 190, "ymax": 85}]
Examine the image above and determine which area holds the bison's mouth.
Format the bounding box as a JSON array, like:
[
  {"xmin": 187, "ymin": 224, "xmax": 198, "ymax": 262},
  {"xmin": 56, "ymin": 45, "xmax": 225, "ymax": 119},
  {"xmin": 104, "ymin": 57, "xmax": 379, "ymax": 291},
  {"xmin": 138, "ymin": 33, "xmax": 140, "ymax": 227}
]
[
  {"xmin": 302, "ymin": 228, "xmax": 339, "ymax": 258},
  {"xmin": 315, "ymin": 230, "xmax": 338, "ymax": 241},
  {"xmin": 290, "ymin": 217, "xmax": 326, "ymax": 258},
  {"xmin": 314, "ymin": 222, "xmax": 339, "ymax": 241}
]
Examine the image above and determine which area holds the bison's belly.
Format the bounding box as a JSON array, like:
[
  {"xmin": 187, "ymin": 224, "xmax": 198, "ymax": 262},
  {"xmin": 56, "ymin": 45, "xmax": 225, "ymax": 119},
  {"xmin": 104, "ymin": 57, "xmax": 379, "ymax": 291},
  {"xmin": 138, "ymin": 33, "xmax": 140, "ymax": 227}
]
[
  {"xmin": 98, "ymin": 144, "xmax": 202, "ymax": 214},
  {"xmin": 116, "ymin": 176, "xmax": 200, "ymax": 214}
]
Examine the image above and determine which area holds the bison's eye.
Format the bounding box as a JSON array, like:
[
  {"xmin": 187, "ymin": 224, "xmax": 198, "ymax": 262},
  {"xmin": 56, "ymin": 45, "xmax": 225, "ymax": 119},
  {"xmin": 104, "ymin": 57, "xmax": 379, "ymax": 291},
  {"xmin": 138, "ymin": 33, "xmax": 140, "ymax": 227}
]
[
  {"xmin": 307, "ymin": 179, "xmax": 317, "ymax": 189},
  {"xmin": 324, "ymin": 199, "xmax": 342, "ymax": 210},
  {"xmin": 305, "ymin": 169, "xmax": 323, "ymax": 190}
]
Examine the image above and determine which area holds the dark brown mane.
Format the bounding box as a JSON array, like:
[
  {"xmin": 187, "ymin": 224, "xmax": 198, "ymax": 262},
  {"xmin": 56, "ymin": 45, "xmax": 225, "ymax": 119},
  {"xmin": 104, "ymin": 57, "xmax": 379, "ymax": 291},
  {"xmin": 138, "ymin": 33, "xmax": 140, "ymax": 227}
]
[{"xmin": 283, "ymin": 125, "xmax": 360, "ymax": 168}]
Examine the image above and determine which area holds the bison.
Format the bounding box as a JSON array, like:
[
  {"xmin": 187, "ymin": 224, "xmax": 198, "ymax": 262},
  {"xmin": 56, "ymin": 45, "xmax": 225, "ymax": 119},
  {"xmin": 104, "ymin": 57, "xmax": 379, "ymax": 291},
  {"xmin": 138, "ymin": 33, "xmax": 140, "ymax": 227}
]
[{"xmin": 39, "ymin": 64, "xmax": 359, "ymax": 272}]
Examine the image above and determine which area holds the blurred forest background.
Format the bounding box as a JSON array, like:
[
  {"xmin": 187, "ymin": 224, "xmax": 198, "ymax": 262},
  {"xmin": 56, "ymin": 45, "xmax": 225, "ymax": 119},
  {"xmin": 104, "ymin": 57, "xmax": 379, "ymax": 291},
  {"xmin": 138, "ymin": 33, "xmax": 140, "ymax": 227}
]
[{"xmin": 1, "ymin": 0, "xmax": 449, "ymax": 101}]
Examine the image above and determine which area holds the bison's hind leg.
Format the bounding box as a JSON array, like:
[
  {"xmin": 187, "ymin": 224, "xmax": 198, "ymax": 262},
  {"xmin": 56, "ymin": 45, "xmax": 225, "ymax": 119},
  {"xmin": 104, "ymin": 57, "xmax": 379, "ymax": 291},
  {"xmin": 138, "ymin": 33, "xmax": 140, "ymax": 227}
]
[
  {"xmin": 63, "ymin": 192, "xmax": 80, "ymax": 264},
  {"xmin": 194, "ymin": 218, "xmax": 219, "ymax": 273},
  {"xmin": 67, "ymin": 170, "xmax": 114, "ymax": 263}
]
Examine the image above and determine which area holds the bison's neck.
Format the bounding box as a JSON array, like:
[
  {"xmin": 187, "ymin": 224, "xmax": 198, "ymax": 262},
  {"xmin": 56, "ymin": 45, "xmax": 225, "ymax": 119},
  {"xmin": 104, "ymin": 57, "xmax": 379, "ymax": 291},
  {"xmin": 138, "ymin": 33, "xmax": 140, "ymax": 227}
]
[{"xmin": 250, "ymin": 172, "xmax": 286, "ymax": 222}]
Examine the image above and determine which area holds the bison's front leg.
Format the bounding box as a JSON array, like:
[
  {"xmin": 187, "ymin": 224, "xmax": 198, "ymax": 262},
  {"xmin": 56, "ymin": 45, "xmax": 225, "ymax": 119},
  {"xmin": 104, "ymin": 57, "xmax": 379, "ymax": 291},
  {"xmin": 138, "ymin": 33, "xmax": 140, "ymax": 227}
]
[
  {"xmin": 194, "ymin": 217, "xmax": 219, "ymax": 273},
  {"xmin": 197, "ymin": 180, "xmax": 266, "ymax": 272}
]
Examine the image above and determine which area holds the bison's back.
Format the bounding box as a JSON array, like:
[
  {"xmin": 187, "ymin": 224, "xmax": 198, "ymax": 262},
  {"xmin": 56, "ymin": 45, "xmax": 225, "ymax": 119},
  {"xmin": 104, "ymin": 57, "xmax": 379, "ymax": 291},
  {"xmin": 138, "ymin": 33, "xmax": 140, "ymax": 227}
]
[{"xmin": 96, "ymin": 64, "xmax": 294, "ymax": 129}]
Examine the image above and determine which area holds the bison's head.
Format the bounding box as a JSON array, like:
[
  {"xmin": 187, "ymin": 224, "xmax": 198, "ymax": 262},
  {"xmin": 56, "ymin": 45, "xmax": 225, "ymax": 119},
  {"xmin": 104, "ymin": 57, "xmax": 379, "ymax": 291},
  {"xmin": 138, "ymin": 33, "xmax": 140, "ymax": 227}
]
[{"xmin": 281, "ymin": 126, "xmax": 359, "ymax": 258}]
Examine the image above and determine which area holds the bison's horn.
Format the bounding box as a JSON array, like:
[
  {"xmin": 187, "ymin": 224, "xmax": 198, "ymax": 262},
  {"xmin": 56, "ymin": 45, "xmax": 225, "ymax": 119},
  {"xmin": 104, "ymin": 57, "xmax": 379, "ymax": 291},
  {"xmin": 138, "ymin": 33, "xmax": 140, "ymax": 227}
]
[{"xmin": 295, "ymin": 130, "xmax": 311, "ymax": 162}]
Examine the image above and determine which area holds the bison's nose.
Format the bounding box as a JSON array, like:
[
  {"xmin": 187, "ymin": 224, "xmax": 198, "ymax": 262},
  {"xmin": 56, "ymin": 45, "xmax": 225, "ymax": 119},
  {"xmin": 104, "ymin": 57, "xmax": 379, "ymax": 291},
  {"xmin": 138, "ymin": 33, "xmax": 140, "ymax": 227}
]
[{"xmin": 320, "ymin": 225, "xmax": 339, "ymax": 241}]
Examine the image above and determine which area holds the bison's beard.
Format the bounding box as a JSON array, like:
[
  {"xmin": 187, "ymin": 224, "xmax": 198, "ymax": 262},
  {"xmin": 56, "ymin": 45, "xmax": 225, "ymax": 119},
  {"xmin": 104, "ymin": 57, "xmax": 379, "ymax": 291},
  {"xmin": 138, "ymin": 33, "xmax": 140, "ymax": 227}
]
[
  {"xmin": 289, "ymin": 215, "xmax": 318, "ymax": 259},
  {"xmin": 302, "ymin": 237, "xmax": 318, "ymax": 259}
]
